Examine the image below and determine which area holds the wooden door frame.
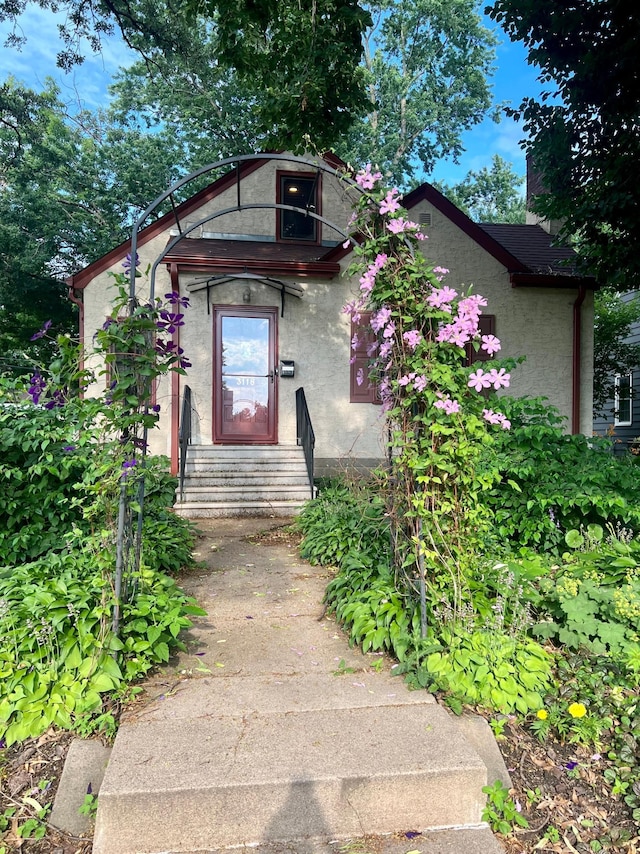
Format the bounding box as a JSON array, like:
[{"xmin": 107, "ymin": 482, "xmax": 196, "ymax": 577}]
[{"xmin": 212, "ymin": 304, "xmax": 278, "ymax": 444}]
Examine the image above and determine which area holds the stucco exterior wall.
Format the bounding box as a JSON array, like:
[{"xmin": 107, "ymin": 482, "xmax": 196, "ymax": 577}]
[
  {"xmin": 79, "ymin": 161, "xmax": 594, "ymax": 468},
  {"xmin": 407, "ymin": 198, "xmax": 594, "ymax": 433}
]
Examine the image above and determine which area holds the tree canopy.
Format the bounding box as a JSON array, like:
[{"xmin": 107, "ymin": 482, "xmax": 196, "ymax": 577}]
[
  {"xmin": 487, "ymin": 0, "xmax": 640, "ymax": 287},
  {"xmin": 336, "ymin": 0, "xmax": 497, "ymax": 186},
  {"xmin": 434, "ymin": 155, "xmax": 525, "ymax": 223},
  {"xmin": 1, "ymin": 0, "xmax": 371, "ymax": 150}
]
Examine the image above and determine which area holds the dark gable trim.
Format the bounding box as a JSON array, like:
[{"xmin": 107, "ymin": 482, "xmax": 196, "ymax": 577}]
[
  {"xmin": 167, "ymin": 259, "xmax": 341, "ymax": 279},
  {"xmin": 322, "ymin": 183, "xmax": 530, "ymax": 273},
  {"xmin": 68, "ymin": 152, "xmax": 349, "ymax": 291},
  {"xmin": 401, "ymin": 183, "xmax": 530, "ymax": 274}
]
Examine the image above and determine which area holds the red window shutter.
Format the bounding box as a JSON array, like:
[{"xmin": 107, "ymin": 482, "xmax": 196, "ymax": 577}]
[
  {"xmin": 465, "ymin": 315, "xmax": 496, "ymax": 365},
  {"xmin": 350, "ymin": 312, "xmax": 379, "ymax": 404}
]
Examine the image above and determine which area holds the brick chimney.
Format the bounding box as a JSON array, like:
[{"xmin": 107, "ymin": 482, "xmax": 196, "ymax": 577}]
[{"xmin": 525, "ymin": 154, "xmax": 564, "ymax": 235}]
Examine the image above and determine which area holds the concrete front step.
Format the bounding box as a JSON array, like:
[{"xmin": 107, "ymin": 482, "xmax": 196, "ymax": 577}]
[
  {"xmin": 175, "ymin": 498, "xmax": 310, "ymax": 517},
  {"xmin": 178, "ymin": 826, "xmax": 505, "ymax": 854},
  {"xmin": 93, "ymin": 700, "xmax": 487, "ymax": 854},
  {"xmin": 183, "ymin": 472, "xmax": 309, "ymax": 486},
  {"xmin": 176, "ymin": 444, "xmax": 312, "ymax": 517}
]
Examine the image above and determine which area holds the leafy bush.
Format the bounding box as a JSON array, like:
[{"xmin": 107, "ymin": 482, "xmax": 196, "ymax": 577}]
[
  {"xmin": 480, "ymin": 397, "xmax": 640, "ymax": 550},
  {"xmin": 325, "ymin": 552, "xmax": 417, "ymax": 661},
  {"xmin": 0, "ymin": 533, "xmax": 204, "ymax": 745},
  {"xmin": 298, "ymin": 480, "xmax": 390, "ymax": 567},
  {"xmin": 397, "ymin": 627, "xmax": 552, "ymax": 714},
  {"xmin": 0, "ymin": 392, "xmax": 102, "ymax": 563},
  {"xmin": 525, "ymin": 528, "xmax": 640, "ymax": 658}
]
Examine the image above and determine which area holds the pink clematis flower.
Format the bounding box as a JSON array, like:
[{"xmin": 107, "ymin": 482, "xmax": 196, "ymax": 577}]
[
  {"xmin": 379, "ymin": 189, "xmax": 402, "ymax": 215},
  {"xmin": 487, "ymin": 368, "xmax": 511, "ymax": 389},
  {"xmin": 481, "ymin": 334, "xmax": 501, "ymax": 356},
  {"xmin": 403, "ymin": 330, "xmax": 422, "ymax": 350},
  {"xmin": 355, "ymin": 164, "xmax": 382, "ymax": 190},
  {"xmin": 468, "ymin": 369, "xmax": 494, "ymax": 392}
]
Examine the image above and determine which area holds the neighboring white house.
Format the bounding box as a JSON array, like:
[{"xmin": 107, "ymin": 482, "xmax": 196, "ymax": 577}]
[{"xmin": 66, "ymin": 153, "xmax": 596, "ymax": 513}]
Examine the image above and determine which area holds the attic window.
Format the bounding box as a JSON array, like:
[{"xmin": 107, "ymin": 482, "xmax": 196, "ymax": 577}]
[{"xmin": 278, "ymin": 172, "xmax": 319, "ymax": 243}]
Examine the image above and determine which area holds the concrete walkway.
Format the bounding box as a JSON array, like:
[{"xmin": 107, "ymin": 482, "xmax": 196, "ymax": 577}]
[{"xmin": 92, "ymin": 518, "xmax": 507, "ymax": 854}]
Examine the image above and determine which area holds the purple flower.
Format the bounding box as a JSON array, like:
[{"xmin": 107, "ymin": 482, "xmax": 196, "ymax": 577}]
[
  {"xmin": 565, "ymin": 761, "xmax": 578, "ymax": 771},
  {"xmin": 123, "ymin": 252, "xmax": 140, "ymax": 274},
  {"xmin": 27, "ymin": 372, "xmax": 47, "ymax": 405},
  {"xmin": 44, "ymin": 389, "xmax": 66, "ymax": 409},
  {"xmin": 151, "ymin": 404, "xmax": 161, "ymax": 413},
  {"xmin": 156, "ymin": 311, "xmax": 185, "ymax": 335},
  {"xmin": 63, "ymin": 445, "xmax": 76, "ymax": 452},
  {"xmin": 164, "ymin": 292, "xmax": 190, "ymax": 308},
  {"xmin": 30, "ymin": 320, "xmax": 52, "ymax": 341},
  {"xmin": 122, "ymin": 459, "xmax": 137, "ymax": 477},
  {"xmin": 179, "ymin": 356, "xmax": 192, "ymax": 369},
  {"xmin": 356, "ymin": 367, "xmax": 365, "ymax": 387},
  {"xmin": 155, "ymin": 339, "xmax": 179, "ymax": 356}
]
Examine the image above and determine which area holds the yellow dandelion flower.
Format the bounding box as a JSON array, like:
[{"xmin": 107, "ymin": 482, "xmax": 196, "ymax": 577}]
[
  {"xmin": 536, "ymin": 709, "xmax": 548, "ymax": 720},
  {"xmin": 568, "ymin": 702, "xmax": 587, "ymax": 718}
]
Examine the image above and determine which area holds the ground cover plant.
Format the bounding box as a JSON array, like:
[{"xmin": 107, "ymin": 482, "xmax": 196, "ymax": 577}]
[
  {"xmin": 297, "ymin": 166, "xmax": 640, "ymax": 848},
  {"xmin": 0, "ymin": 264, "xmax": 202, "ymax": 752}
]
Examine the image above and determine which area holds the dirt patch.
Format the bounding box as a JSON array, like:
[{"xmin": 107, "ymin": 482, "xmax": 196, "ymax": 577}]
[
  {"xmin": 490, "ymin": 716, "xmax": 639, "ymax": 853},
  {"xmin": 245, "ymin": 524, "xmax": 303, "ymax": 547},
  {"xmin": 0, "ymin": 729, "xmax": 92, "ymax": 853}
]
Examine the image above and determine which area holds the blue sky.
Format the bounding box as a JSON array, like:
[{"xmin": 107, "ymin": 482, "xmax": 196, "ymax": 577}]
[{"xmin": 0, "ymin": 7, "xmax": 542, "ymax": 186}]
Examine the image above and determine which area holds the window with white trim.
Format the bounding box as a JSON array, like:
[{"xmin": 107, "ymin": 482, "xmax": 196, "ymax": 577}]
[{"xmin": 615, "ymin": 373, "xmax": 633, "ymax": 426}]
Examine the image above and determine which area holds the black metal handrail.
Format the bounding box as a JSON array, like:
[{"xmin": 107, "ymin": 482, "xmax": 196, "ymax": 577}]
[
  {"xmin": 296, "ymin": 387, "xmax": 315, "ymax": 499},
  {"xmin": 178, "ymin": 385, "xmax": 192, "ymax": 501}
]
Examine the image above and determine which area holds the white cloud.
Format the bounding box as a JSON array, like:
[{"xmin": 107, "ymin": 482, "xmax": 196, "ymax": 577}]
[{"xmin": 0, "ymin": 5, "xmax": 136, "ymax": 108}]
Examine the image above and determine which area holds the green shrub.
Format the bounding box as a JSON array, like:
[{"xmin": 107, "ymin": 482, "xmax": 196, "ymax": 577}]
[
  {"xmin": 0, "ymin": 533, "xmax": 204, "ymax": 745},
  {"xmin": 297, "ymin": 479, "xmax": 390, "ymax": 568},
  {"xmin": 0, "ymin": 394, "xmax": 102, "ymax": 563},
  {"xmin": 397, "ymin": 627, "xmax": 552, "ymax": 714},
  {"xmin": 480, "ymin": 397, "xmax": 640, "ymax": 550},
  {"xmin": 526, "ymin": 528, "xmax": 640, "ymax": 657}
]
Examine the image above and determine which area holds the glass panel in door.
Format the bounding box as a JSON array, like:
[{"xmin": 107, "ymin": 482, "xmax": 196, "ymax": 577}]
[{"xmin": 214, "ymin": 308, "xmax": 277, "ymax": 443}]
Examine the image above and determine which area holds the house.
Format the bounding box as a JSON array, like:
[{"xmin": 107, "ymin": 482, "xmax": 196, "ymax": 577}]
[
  {"xmin": 593, "ymin": 291, "xmax": 640, "ymax": 453},
  {"xmin": 66, "ymin": 152, "xmax": 596, "ymax": 515}
]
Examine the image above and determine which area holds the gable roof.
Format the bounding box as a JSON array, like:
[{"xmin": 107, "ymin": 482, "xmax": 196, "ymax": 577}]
[
  {"xmin": 402, "ymin": 183, "xmax": 596, "ymax": 289},
  {"xmin": 67, "ymin": 154, "xmax": 596, "ymax": 292},
  {"xmin": 479, "ymin": 224, "xmax": 581, "ymax": 276}
]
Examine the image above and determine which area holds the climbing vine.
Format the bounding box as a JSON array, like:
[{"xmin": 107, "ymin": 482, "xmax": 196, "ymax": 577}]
[{"xmin": 343, "ymin": 165, "xmax": 516, "ymax": 624}]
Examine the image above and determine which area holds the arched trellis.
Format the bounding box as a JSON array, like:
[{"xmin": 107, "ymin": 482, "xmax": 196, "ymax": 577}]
[
  {"xmin": 113, "ymin": 154, "xmax": 367, "ymax": 636},
  {"xmin": 127, "ymin": 153, "xmax": 363, "ymax": 304}
]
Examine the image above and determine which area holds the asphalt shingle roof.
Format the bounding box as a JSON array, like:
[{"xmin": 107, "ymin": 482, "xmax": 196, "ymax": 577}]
[{"xmin": 478, "ymin": 223, "xmax": 578, "ymax": 276}]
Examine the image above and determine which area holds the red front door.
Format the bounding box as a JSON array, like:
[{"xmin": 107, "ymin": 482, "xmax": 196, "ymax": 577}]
[{"xmin": 213, "ymin": 306, "xmax": 278, "ymax": 443}]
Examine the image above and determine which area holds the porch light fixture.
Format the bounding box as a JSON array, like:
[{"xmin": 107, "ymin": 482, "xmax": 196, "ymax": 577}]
[{"xmin": 242, "ymin": 286, "xmax": 252, "ymax": 303}]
